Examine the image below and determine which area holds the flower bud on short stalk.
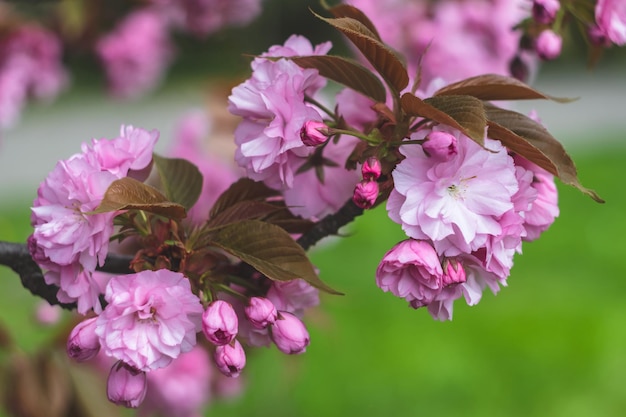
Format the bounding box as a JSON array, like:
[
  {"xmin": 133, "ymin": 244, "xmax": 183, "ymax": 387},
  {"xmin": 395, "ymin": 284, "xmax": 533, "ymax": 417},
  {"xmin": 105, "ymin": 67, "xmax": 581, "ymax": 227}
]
[
  {"xmin": 107, "ymin": 361, "xmax": 148, "ymax": 408},
  {"xmin": 361, "ymin": 157, "xmax": 382, "ymax": 181},
  {"xmin": 300, "ymin": 120, "xmax": 330, "ymax": 146},
  {"xmin": 352, "ymin": 180, "xmax": 379, "ymax": 209},
  {"xmin": 202, "ymin": 300, "xmax": 238, "ymax": 346},
  {"xmin": 423, "ymin": 131, "xmax": 458, "ymax": 162},
  {"xmin": 270, "ymin": 311, "xmax": 310, "ymax": 355},
  {"xmin": 535, "ymin": 30, "xmax": 562, "ymax": 60},
  {"xmin": 214, "ymin": 339, "xmax": 246, "ymax": 377},
  {"xmin": 532, "ymin": 0, "xmax": 560, "ymax": 24},
  {"xmin": 244, "ymin": 297, "xmax": 278, "ymax": 329},
  {"xmin": 442, "ymin": 259, "xmax": 467, "ymax": 287},
  {"xmin": 67, "ymin": 317, "xmax": 100, "ymax": 362}
]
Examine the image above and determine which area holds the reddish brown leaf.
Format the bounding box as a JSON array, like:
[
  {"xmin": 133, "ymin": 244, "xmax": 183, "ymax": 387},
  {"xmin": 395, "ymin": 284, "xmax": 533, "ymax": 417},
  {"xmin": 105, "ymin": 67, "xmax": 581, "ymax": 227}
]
[
  {"xmin": 209, "ymin": 178, "xmax": 279, "ymax": 219},
  {"xmin": 207, "ymin": 200, "xmax": 286, "ymax": 228},
  {"xmin": 323, "ymin": 2, "xmax": 382, "ymax": 41},
  {"xmin": 208, "ymin": 220, "xmax": 342, "ymax": 295},
  {"xmin": 314, "ymin": 12, "xmax": 408, "ymax": 92},
  {"xmin": 401, "ymin": 93, "xmax": 486, "ymax": 145},
  {"xmin": 92, "ymin": 177, "xmax": 187, "ymax": 219},
  {"xmin": 485, "ymin": 105, "xmax": 603, "ymax": 202},
  {"xmin": 434, "ymin": 73, "xmax": 574, "ymax": 102},
  {"xmin": 291, "ymin": 55, "xmax": 386, "ymax": 102},
  {"xmin": 152, "ymin": 154, "xmax": 203, "ymax": 210}
]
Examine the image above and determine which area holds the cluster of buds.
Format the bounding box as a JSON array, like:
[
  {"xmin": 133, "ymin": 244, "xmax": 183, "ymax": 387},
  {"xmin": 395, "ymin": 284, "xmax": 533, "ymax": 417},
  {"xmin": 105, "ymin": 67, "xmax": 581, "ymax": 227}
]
[{"xmin": 352, "ymin": 157, "xmax": 382, "ymax": 209}]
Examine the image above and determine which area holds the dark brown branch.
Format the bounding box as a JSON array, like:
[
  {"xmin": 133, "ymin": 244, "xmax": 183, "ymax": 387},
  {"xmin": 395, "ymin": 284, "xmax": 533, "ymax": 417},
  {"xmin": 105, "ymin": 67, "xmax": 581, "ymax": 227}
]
[{"xmin": 296, "ymin": 199, "xmax": 364, "ymax": 251}]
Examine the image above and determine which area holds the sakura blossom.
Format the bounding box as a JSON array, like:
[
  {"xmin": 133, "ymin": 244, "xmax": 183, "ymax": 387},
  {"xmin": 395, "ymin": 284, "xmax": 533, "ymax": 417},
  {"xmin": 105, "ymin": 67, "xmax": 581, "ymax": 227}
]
[
  {"xmin": 95, "ymin": 269, "xmax": 203, "ymax": 372},
  {"xmin": 594, "ymin": 0, "xmax": 626, "ymax": 46}
]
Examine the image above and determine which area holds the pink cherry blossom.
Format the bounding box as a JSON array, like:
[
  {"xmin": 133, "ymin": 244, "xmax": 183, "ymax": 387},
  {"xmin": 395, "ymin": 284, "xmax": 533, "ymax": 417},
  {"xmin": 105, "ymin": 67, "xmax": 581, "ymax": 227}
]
[
  {"xmin": 362, "ymin": 157, "xmax": 382, "ymax": 181},
  {"xmin": 228, "ymin": 35, "xmax": 331, "ymax": 190},
  {"xmin": 244, "ymin": 297, "xmax": 278, "ymax": 329},
  {"xmin": 270, "ymin": 311, "xmax": 310, "ymax": 355},
  {"xmin": 95, "ymin": 269, "xmax": 203, "ymax": 372},
  {"xmin": 96, "ymin": 9, "xmax": 174, "ymax": 99},
  {"xmin": 376, "ymin": 239, "xmax": 444, "ymax": 308},
  {"xmin": 300, "ymin": 120, "xmax": 330, "ymax": 146},
  {"xmin": 387, "ymin": 130, "xmax": 518, "ymax": 257},
  {"xmin": 214, "ymin": 339, "xmax": 246, "ymax": 377},
  {"xmin": 67, "ymin": 317, "xmax": 101, "ymax": 362},
  {"xmin": 532, "ymin": 0, "xmax": 561, "ymax": 25},
  {"xmin": 594, "ymin": 0, "xmax": 626, "ymax": 46},
  {"xmin": 266, "ymin": 278, "xmax": 319, "ymax": 318},
  {"xmin": 107, "ymin": 361, "xmax": 148, "ymax": 408},
  {"xmin": 535, "ymin": 30, "xmax": 563, "ymax": 60},
  {"xmin": 353, "ymin": 180, "xmax": 379, "ymax": 209},
  {"xmin": 202, "ymin": 300, "xmax": 238, "ymax": 346}
]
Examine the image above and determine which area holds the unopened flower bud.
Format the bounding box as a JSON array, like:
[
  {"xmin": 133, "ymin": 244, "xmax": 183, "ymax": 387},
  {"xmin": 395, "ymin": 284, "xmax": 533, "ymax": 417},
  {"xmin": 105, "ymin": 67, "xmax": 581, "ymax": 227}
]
[
  {"xmin": 361, "ymin": 157, "xmax": 382, "ymax": 181},
  {"xmin": 214, "ymin": 339, "xmax": 246, "ymax": 377},
  {"xmin": 244, "ymin": 297, "xmax": 278, "ymax": 329},
  {"xmin": 442, "ymin": 259, "xmax": 466, "ymax": 287},
  {"xmin": 352, "ymin": 180, "xmax": 379, "ymax": 209},
  {"xmin": 202, "ymin": 300, "xmax": 238, "ymax": 346},
  {"xmin": 532, "ymin": 0, "xmax": 560, "ymax": 24},
  {"xmin": 535, "ymin": 30, "xmax": 562, "ymax": 60},
  {"xmin": 300, "ymin": 120, "xmax": 330, "ymax": 146},
  {"xmin": 67, "ymin": 317, "xmax": 100, "ymax": 362},
  {"xmin": 107, "ymin": 361, "xmax": 147, "ymax": 408},
  {"xmin": 270, "ymin": 311, "xmax": 310, "ymax": 355},
  {"xmin": 423, "ymin": 131, "xmax": 458, "ymax": 161}
]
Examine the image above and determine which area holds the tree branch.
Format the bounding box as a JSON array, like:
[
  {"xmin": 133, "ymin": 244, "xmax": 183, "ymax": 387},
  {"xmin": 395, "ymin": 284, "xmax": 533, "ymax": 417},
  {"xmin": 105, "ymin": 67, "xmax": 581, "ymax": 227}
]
[{"xmin": 297, "ymin": 199, "xmax": 364, "ymax": 251}]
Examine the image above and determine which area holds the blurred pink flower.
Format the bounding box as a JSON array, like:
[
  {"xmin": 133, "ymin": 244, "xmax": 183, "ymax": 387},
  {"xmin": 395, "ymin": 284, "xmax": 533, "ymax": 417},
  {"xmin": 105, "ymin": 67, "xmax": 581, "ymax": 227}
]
[
  {"xmin": 139, "ymin": 346, "xmax": 212, "ymax": 417},
  {"xmin": 266, "ymin": 278, "xmax": 319, "ymax": 318},
  {"xmin": 67, "ymin": 317, "xmax": 101, "ymax": 362},
  {"xmin": 96, "ymin": 9, "xmax": 174, "ymax": 99},
  {"xmin": 535, "ymin": 29, "xmax": 563, "ymax": 60},
  {"xmin": 95, "ymin": 270, "xmax": 203, "ymax": 371},
  {"xmin": 107, "ymin": 361, "xmax": 148, "ymax": 408},
  {"xmin": 0, "ymin": 24, "xmax": 68, "ymax": 129},
  {"xmin": 594, "ymin": 0, "xmax": 626, "ymax": 45}
]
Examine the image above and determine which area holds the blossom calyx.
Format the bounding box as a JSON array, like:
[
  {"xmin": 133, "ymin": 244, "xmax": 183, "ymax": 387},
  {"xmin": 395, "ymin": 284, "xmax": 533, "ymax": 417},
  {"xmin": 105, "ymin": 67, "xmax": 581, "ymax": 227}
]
[
  {"xmin": 423, "ymin": 130, "xmax": 458, "ymax": 162},
  {"xmin": 67, "ymin": 317, "xmax": 101, "ymax": 362},
  {"xmin": 270, "ymin": 311, "xmax": 310, "ymax": 354},
  {"xmin": 244, "ymin": 297, "xmax": 278, "ymax": 329},
  {"xmin": 214, "ymin": 339, "xmax": 246, "ymax": 378},
  {"xmin": 202, "ymin": 300, "xmax": 239, "ymax": 346},
  {"xmin": 107, "ymin": 361, "xmax": 148, "ymax": 408},
  {"xmin": 442, "ymin": 259, "xmax": 467, "ymax": 287},
  {"xmin": 300, "ymin": 120, "xmax": 330, "ymax": 146}
]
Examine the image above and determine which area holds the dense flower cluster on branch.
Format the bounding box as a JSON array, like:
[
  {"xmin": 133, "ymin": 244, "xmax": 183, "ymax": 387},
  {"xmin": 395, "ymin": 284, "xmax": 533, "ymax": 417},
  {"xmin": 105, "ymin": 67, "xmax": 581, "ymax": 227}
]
[{"xmin": 0, "ymin": 0, "xmax": 621, "ymax": 416}]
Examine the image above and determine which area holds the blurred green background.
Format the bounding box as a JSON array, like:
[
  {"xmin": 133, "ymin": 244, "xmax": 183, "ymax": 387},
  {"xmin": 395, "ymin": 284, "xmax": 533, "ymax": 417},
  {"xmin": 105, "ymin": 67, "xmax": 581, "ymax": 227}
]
[{"xmin": 1, "ymin": 0, "xmax": 626, "ymax": 416}]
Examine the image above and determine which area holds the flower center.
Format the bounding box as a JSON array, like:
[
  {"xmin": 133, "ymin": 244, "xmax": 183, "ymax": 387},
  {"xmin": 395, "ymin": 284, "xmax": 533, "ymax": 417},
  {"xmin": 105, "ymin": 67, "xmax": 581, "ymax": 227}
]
[{"xmin": 447, "ymin": 176, "xmax": 476, "ymax": 200}]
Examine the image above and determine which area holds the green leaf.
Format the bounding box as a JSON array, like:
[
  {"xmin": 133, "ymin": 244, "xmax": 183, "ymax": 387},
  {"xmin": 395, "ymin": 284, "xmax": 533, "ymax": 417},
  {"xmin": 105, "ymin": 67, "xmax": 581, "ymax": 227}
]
[
  {"xmin": 322, "ymin": 1, "xmax": 382, "ymax": 41},
  {"xmin": 485, "ymin": 105, "xmax": 604, "ymax": 203},
  {"xmin": 401, "ymin": 93, "xmax": 487, "ymax": 145},
  {"xmin": 208, "ymin": 220, "xmax": 342, "ymax": 295},
  {"xmin": 314, "ymin": 12, "xmax": 408, "ymax": 93},
  {"xmin": 92, "ymin": 177, "xmax": 187, "ymax": 219},
  {"xmin": 434, "ymin": 74, "xmax": 575, "ymax": 102},
  {"xmin": 152, "ymin": 153, "xmax": 203, "ymax": 210},
  {"xmin": 209, "ymin": 178, "xmax": 279, "ymax": 219},
  {"xmin": 291, "ymin": 55, "xmax": 387, "ymax": 102}
]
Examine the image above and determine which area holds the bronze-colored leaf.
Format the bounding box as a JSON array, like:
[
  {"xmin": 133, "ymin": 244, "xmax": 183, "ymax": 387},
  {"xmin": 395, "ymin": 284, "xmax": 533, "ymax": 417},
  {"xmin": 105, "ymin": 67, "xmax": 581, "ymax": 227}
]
[
  {"xmin": 401, "ymin": 93, "xmax": 486, "ymax": 145},
  {"xmin": 485, "ymin": 105, "xmax": 604, "ymax": 202},
  {"xmin": 322, "ymin": 1, "xmax": 382, "ymax": 41},
  {"xmin": 434, "ymin": 73, "xmax": 575, "ymax": 102},
  {"xmin": 92, "ymin": 177, "xmax": 187, "ymax": 219},
  {"xmin": 314, "ymin": 12, "xmax": 408, "ymax": 92},
  {"xmin": 152, "ymin": 153, "xmax": 203, "ymax": 210},
  {"xmin": 207, "ymin": 200, "xmax": 286, "ymax": 228},
  {"xmin": 291, "ymin": 55, "xmax": 387, "ymax": 102},
  {"xmin": 208, "ymin": 220, "xmax": 342, "ymax": 295},
  {"xmin": 209, "ymin": 178, "xmax": 279, "ymax": 219}
]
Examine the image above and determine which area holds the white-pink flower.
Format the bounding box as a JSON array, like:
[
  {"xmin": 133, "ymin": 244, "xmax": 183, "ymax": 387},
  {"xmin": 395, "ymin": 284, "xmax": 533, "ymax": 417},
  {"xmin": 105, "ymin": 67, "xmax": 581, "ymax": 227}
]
[
  {"xmin": 387, "ymin": 129, "xmax": 519, "ymax": 257},
  {"xmin": 95, "ymin": 269, "xmax": 203, "ymax": 372},
  {"xmin": 96, "ymin": 9, "xmax": 174, "ymax": 99}
]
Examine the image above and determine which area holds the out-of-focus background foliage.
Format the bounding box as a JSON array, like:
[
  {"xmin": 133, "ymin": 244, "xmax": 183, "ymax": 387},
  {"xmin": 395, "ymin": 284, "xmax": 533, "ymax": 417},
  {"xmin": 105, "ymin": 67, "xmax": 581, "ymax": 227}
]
[{"xmin": 1, "ymin": 0, "xmax": 625, "ymax": 416}]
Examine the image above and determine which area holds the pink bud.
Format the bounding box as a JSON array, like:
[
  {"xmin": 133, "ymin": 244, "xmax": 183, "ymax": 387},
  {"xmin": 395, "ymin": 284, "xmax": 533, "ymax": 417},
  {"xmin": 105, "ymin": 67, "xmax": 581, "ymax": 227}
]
[
  {"xmin": 532, "ymin": 0, "xmax": 560, "ymax": 24},
  {"xmin": 35, "ymin": 301, "xmax": 62, "ymax": 326},
  {"xmin": 442, "ymin": 259, "xmax": 466, "ymax": 287},
  {"xmin": 352, "ymin": 180, "xmax": 379, "ymax": 209},
  {"xmin": 107, "ymin": 361, "xmax": 147, "ymax": 408},
  {"xmin": 67, "ymin": 317, "xmax": 100, "ymax": 362},
  {"xmin": 535, "ymin": 30, "xmax": 562, "ymax": 60},
  {"xmin": 214, "ymin": 339, "xmax": 246, "ymax": 377},
  {"xmin": 244, "ymin": 297, "xmax": 278, "ymax": 329},
  {"xmin": 300, "ymin": 120, "xmax": 329, "ymax": 146},
  {"xmin": 202, "ymin": 300, "xmax": 238, "ymax": 346},
  {"xmin": 361, "ymin": 157, "xmax": 382, "ymax": 181},
  {"xmin": 270, "ymin": 311, "xmax": 310, "ymax": 355},
  {"xmin": 423, "ymin": 131, "xmax": 458, "ymax": 161}
]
